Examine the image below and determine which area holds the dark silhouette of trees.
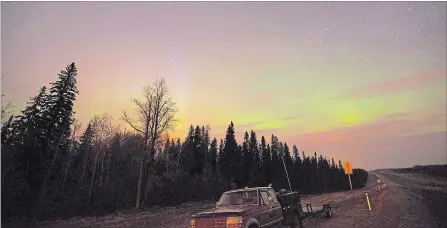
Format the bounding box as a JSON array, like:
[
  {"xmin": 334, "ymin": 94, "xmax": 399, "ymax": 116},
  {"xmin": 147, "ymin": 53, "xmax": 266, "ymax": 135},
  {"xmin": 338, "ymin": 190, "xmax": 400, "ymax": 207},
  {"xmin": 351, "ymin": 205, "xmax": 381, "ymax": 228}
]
[
  {"xmin": 1, "ymin": 73, "xmax": 14, "ymax": 124},
  {"xmin": 1, "ymin": 63, "xmax": 369, "ymax": 225}
]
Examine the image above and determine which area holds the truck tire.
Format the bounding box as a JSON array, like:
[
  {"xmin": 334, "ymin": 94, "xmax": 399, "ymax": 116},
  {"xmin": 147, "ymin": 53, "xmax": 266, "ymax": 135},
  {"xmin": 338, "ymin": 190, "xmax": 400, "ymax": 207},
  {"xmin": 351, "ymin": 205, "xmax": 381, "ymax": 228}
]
[{"xmin": 248, "ymin": 224, "xmax": 259, "ymax": 228}]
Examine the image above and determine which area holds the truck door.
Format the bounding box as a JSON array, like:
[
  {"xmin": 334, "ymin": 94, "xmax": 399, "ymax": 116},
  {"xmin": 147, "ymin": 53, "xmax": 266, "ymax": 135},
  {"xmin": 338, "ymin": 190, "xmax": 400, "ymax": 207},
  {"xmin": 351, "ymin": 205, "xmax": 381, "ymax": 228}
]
[
  {"xmin": 259, "ymin": 190, "xmax": 283, "ymax": 227},
  {"xmin": 267, "ymin": 189, "xmax": 283, "ymax": 227}
]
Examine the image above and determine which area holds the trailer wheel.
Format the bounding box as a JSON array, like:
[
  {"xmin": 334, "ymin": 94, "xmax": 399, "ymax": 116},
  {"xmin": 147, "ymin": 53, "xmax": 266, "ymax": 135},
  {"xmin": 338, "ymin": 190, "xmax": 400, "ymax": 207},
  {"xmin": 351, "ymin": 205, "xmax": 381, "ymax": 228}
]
[{"xmin": 323, "ymin": 204, "xmax": 332, "ymax": 218}]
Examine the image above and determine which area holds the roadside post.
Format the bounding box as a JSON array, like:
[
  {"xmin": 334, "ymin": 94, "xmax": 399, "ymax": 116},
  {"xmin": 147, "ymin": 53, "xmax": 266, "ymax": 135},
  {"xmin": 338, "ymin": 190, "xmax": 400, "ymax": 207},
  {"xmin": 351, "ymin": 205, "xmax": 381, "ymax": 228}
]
[
  {"xmin": 365, "ymin": 192, "xmax": 371, "ymax": 210},
  {"xmin": 343, "ymin": 161, "xmax": 353, "ymax": 191}
]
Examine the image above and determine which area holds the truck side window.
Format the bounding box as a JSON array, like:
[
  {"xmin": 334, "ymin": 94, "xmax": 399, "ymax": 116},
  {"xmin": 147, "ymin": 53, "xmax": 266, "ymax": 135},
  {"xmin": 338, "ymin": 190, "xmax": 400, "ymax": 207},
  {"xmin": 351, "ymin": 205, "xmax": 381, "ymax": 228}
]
[
  {"xmin": 267, "ymin": 189, "xmax": 279, "ymax": 204},
  {"xmin": 260, "ymin": 191, "xmax": 269, "ymax": 205}
]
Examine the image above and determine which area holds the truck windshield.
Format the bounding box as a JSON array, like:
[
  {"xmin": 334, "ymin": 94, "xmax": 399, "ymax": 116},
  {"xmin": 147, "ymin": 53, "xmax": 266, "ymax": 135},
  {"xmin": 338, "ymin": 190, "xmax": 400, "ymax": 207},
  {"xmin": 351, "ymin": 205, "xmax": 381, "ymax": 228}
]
[{"xmin": 217, "ymin": 190, "xmax": 258, "ymax": 206}]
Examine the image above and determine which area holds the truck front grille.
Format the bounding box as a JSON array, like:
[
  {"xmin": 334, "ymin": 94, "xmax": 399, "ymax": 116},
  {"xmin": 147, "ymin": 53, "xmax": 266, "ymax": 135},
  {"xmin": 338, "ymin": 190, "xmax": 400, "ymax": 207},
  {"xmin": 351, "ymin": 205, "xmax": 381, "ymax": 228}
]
[{"xmin": 196, "ymin": 217, "xmax": 227, "ymax": 228}]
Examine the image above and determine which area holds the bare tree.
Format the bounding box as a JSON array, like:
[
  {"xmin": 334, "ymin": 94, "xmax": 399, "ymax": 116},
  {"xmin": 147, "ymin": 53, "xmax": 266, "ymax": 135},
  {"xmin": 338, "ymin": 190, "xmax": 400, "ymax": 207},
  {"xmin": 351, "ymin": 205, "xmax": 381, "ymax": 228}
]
[
  {"xmin": 87, "ymin": 114, "xmax": 117, "ymax": 202},
  {"xmin": 122, "ymin": 77, "xmax": 177, "ymax": 209}
]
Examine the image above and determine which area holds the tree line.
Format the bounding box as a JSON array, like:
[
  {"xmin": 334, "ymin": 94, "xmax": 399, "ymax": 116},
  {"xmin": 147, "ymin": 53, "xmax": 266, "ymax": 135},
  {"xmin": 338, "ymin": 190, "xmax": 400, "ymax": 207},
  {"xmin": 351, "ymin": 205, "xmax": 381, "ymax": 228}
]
[{"xmin": 1, "ymin": 62, "xmax": 368, "ymax": 224}]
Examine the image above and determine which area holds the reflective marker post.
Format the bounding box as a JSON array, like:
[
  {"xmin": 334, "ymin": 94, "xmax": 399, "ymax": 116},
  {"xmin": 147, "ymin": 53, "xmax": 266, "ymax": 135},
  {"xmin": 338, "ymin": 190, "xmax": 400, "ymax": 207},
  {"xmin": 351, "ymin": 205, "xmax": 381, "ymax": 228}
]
[
  {"xmin": 365, "ymin": 192, "xmax": 371, "ymax": 210},
  {"xmin": 348, "ymin": 174, "xmax": 353, "ymax": 191},
  {"xmin": 377, "ymin": 179, "xmax": 382, "ymax": 193}
]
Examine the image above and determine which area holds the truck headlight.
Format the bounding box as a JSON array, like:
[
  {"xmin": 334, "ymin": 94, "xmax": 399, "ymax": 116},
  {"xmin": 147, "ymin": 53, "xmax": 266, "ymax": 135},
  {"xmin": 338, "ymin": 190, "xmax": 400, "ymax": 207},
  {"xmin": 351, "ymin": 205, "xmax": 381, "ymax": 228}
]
[
  {"xmin": 190, "ymin": 219, "xmax": 195, "ymax": 228},
  {"xmin": 226, "ymin": 216, "xmax": 242, "ymax": 227}
]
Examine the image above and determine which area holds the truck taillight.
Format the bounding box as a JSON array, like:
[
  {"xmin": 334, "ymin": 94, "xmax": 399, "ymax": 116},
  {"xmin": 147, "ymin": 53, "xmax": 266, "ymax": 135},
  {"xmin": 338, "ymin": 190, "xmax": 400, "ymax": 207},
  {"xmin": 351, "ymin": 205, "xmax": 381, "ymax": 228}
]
[
  {"xmin": 226, "ymin": 216, "xmax": 242, "ymax": 228},
  {"xmin": 190, "ymin": 219, "xmax": 195, "ymax": 228}
]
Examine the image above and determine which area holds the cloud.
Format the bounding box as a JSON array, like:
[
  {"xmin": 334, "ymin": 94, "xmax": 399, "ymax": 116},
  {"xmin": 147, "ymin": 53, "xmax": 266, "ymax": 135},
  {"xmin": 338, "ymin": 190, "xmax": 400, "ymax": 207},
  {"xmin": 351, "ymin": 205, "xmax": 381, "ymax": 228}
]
[
  {"xmin": 283, "ymin": 110, "xmax": 446, "ymax": 170},
  {"xmin": 291, "ymin": 110, "xmax": 446, "ymax": 144},
  {"xmin": 280, "ymin": 114, "xmax": 302, "ymax": 121},
  {"xmin": 213, "ymin": 115, "xmax": 302, "ymax": 131},
  {"xmin": 343, "ymin": 71, "xmax": 446, "ymax": 98},
  {"xmin": 238, "ymin": 120, "xmax": 274, "ymax": 130}
]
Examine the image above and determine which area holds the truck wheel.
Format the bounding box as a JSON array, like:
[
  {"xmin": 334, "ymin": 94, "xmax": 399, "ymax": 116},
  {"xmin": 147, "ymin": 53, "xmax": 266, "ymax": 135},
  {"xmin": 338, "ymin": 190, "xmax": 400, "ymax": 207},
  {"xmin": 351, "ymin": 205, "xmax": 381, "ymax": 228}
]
[{"xmin": 248, "ymin": 224, "xmax": 259, "ymax": 228}]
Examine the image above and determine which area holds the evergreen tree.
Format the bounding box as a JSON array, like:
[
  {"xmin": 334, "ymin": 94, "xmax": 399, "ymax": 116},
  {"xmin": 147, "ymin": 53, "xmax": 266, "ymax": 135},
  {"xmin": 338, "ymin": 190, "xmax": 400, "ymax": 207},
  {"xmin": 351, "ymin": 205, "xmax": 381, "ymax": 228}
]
[
  {"xmin": 248, "ymin": 130, "xmax": 260, "ymax": 186},
  {"xmin": 270, "ymin": 135, "xmax": 280, "ymax": 188},
  {"xmin": 282, "ymin": 143, "xmax": 293, "ymax": 189},
  {"xmin": 163, "ymin": 137, "xmax": 171, "ymax": 161},
  {"xmin": 182, "ymin": 125, "xmax": 195, "ymax": 175},
  {"xmin": 217, "ymin": 139, "xmax": 224, "ymax": 174},
  {"xmin": 45, "ymin": 63, "xmax": 79, "ymax": 143},
  {"xmin": 221, "ymin": 122, "xmax": 241, "ymax": 186},
  {"xmin": 209, "ymin": 138, "xmax": 218, "ymax": 175},
  {"xmin": 242, "ymin": 131, "xmax": 250, "ymax": 185},
  {"xmin": 1, "ymin": 115, "xmax": 15, "ymax": 145},
  {"xmin": 3, "ymin": 86, "xmax": 50, "ymax": 217},
  {"xmin": 200, "ymin": 126, "xmax": 210, "ymax": 175},
  {"xmin": 193, "ymin": 125, "xmax": 203, "ymax": 175},
  {"xmin": 175, "ymin": 138, "xmax": 182, "ymax": 165},
  {"xmin": 7, "ymin": 86, "xmax": 48, "ymax": 148},
  {"xmin": 339, "ymin": 159, "xmax": 344, "ymax": 172},
  {"xmin": 292, "ymin": 145, "xmax": 302, "ymax": 190},
  {"xmin": 263, "ymin": 144, "xmax": 272, "ymax": 184}
]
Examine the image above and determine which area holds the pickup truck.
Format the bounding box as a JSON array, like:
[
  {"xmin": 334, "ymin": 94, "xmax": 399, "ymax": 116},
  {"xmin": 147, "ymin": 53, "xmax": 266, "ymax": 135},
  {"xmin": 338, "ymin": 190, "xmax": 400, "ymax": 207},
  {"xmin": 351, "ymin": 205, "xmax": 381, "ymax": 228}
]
[{"xmin": 190, "ymin": 186, "xmax": 304, "ymax": 228}]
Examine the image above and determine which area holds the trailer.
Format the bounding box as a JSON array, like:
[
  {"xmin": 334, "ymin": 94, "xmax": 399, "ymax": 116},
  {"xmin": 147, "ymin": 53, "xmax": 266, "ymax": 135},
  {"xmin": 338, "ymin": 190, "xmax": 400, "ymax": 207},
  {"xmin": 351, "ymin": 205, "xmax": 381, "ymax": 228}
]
[
  {"xmin": 277, "ymin": 190, "xmax": 333, "ymax": 228},
  {"xmin": 277, "ymin": 153, "xmax": 333, "ymax": 227}
]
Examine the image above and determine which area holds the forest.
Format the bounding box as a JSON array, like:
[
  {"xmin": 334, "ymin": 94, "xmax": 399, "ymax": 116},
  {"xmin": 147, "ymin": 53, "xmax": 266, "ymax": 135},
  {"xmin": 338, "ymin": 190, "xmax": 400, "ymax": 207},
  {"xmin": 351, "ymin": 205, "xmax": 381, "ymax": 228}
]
[{"xmin": 1, "ymin": 62, "xmax": 368, "ymax": 224}]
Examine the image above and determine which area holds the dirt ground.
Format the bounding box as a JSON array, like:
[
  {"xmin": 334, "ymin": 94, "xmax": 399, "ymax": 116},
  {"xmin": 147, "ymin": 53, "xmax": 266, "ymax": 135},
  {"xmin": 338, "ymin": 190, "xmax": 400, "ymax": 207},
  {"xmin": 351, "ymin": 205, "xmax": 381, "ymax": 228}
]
[{"xmin": 32, "ymin": 170, "xmax": 447, "ymax": 228}]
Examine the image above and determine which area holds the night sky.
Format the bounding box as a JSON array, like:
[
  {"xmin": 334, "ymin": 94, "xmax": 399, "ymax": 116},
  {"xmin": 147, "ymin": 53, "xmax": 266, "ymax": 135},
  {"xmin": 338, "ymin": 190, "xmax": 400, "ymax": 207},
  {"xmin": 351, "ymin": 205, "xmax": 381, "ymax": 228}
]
[{"xmin": 2, "ymin": 2, "xmax": 446, "ymax": 170}]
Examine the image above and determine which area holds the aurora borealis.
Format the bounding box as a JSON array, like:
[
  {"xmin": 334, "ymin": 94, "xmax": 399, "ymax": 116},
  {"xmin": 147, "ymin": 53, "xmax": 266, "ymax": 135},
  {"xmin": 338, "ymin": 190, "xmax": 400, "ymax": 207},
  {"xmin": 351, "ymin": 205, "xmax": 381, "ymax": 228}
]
[{"xmin": 2, "ymin": 2, "xmax": 446, "ymax": 170}]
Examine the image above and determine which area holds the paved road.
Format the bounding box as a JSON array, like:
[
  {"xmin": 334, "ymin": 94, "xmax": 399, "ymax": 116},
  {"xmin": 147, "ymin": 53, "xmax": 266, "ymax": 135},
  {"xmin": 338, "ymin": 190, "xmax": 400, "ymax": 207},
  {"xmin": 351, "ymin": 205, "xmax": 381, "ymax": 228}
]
[
  {"xmin": 302, "ymin": 170, "xmax": 447, "ymax": 228},
  {"xmin": 373, "ymin": 170, "xmax": 447, "ymax": 228}
]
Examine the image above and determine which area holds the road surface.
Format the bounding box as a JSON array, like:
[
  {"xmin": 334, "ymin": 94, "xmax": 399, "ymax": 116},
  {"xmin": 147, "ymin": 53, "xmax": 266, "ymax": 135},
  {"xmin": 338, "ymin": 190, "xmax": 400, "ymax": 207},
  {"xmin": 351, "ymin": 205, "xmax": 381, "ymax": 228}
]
[
  {"xmin": 32, "ymin": 170, "xmax": 447, "ymax": 228},
  {"xmin": 303, "ymin": 170, "xmax": 447, "ymax": 228}
]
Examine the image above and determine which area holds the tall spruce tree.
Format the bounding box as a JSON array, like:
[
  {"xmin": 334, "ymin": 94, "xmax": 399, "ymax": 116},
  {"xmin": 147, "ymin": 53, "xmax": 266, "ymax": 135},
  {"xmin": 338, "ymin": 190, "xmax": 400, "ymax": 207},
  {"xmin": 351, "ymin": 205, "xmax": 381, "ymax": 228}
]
[
  {"xmin": 182, "ymin": 125, "xmax": 195, "ymax": 175},
  {"xmin": 45, "ymin": 63, "xmax": 79, "ymax": 143},
  {"xmin": 221, "ymin": 121, "xmax": 240, "ymax": 186},
  {"xmin": 270, "ymin": 135, "xmax": 281, "ymax": 188},
  {"xmin": 9, "ymin": 86, "xmax": 48, "ymax": 147},
  {"xmin": 209, "ymin": 137, "xmax": 218, "ymax": 175},
  {"xmin": 248, "ymin": 130, "xmax": 260, "ymax": 186},
  {"xmin": 292, "ymin": 145, "xmax": 302, "ymax": 190},
  {"xmin": 242, "ymin": 131, "xmax": 250, "ymax": 185},
  {"xmin": 260, "ymin": 136, "xmax": 270, "ymax": 186},
  {"xmin": 33, "ymin": 63, "xmax": 79, "ymax": 221},
  {"xmin": 193, "ymin": 125, "xmax": 203, "ymax": 175}
]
